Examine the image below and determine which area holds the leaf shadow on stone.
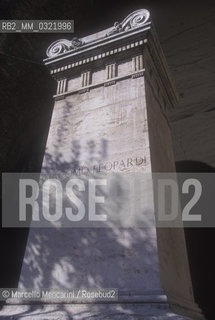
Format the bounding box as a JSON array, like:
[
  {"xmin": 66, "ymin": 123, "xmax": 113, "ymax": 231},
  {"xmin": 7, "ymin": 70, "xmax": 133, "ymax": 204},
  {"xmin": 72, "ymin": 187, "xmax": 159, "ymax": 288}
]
[{"xmin": 0, "ymin": 100, "xmax": 162, "ymax": 319}]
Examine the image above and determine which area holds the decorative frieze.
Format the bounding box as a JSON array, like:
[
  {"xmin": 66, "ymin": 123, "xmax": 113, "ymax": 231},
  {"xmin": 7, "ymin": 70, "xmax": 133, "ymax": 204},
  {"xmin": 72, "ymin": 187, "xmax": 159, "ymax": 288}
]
[
  {"xmin": 49, "ymin": 39, "xmax": 145, "ymax": 75},
  {"xmin": 54, "ymin": 69, "xmax": 145, "ymax": 99}
]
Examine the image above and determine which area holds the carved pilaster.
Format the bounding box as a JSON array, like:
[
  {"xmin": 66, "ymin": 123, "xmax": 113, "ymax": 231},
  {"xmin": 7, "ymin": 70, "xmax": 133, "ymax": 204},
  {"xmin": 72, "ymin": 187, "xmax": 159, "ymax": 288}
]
[
  {"xmin": 56, "ymin": 78, "xmax": 67, "ymax": 94},
  {"xmin": 81, "ymin": 71, "xmax": 91, "ymax": 87},
  {"xmin": 132, "ymin": 54, "xmax": 143, "ymax": 72},
  {"xmin": 106, "ymin": 63, "xmax": 116, "ymax": 80}
]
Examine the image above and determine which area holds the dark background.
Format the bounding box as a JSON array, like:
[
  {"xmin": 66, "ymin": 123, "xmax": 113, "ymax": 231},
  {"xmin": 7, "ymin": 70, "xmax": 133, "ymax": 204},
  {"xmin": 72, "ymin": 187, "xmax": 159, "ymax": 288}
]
[{"xmin": 0, "ymin": 0, "xmax": 215, "ymax": 318}]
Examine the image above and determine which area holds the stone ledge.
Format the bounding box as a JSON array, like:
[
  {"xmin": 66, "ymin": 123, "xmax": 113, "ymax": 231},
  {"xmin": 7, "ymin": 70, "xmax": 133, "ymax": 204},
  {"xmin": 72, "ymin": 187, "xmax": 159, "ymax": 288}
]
[{"xmin": 0, "ymin": 303, "xmax": 193, "ymax": 320}]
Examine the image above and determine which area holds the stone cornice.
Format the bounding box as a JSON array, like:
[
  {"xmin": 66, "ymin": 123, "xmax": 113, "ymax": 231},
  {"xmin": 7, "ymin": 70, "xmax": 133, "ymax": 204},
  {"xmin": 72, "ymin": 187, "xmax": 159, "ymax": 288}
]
[{"xmin": 49, "ymin": 38, "xmax": 147, "ymax": 76}]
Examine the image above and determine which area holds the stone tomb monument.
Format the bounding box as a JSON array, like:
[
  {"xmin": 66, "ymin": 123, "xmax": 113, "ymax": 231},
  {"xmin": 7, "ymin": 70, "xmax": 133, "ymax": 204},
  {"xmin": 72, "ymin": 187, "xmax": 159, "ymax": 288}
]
[{"xmin": 18, "ymin": 9, "xmax": 204, "ymax": 319}]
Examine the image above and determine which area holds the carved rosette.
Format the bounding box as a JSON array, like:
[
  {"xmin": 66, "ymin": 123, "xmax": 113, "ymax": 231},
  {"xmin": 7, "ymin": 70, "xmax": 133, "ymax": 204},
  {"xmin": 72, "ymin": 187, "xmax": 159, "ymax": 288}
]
[
  {"xmin": 46, "ymin": 37, "xmax": 84, "ymax": 58},
  {"xmin": 107, "ymin": 9, "xmax": 150, "ymax": 36}
]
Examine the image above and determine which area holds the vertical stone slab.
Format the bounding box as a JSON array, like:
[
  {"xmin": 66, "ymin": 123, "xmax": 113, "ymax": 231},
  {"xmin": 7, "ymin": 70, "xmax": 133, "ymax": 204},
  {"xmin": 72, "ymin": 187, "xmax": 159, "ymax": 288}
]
[
  {"xmin": 18, "ymin": 9, "xmax": 204, "ymax": 319},
  {"xmin": 143, "ymin": 29, "xmax": 204, "ymax": 319}
]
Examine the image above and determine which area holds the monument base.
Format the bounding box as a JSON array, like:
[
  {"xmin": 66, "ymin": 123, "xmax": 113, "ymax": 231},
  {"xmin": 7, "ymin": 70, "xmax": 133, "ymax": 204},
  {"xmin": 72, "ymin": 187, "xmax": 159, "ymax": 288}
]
[{"xmin": 0, "ymin": 302, "xmax": 193, "ymax": 320}]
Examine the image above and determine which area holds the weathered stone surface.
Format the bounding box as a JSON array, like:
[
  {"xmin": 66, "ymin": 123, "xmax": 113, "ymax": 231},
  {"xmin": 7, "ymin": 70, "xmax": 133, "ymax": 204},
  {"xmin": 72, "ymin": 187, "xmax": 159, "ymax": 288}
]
[{"xmin": 0, "ymin": 303, "xmax": 192, "ymax": 320}]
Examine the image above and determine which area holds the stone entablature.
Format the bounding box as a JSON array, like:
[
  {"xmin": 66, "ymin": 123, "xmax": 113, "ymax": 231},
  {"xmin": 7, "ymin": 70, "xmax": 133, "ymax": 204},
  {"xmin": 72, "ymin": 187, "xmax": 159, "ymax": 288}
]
[{"xmin": 44, "ymin": 9, "xmax": 177, "ymax": 110}]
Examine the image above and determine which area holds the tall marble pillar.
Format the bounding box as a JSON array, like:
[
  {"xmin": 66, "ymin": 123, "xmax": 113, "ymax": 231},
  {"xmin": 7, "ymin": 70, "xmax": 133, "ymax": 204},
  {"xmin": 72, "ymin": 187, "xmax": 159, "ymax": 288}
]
[{"xmin": 19, "ymin": 9, "xmax": 204, "ymax": 319}]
